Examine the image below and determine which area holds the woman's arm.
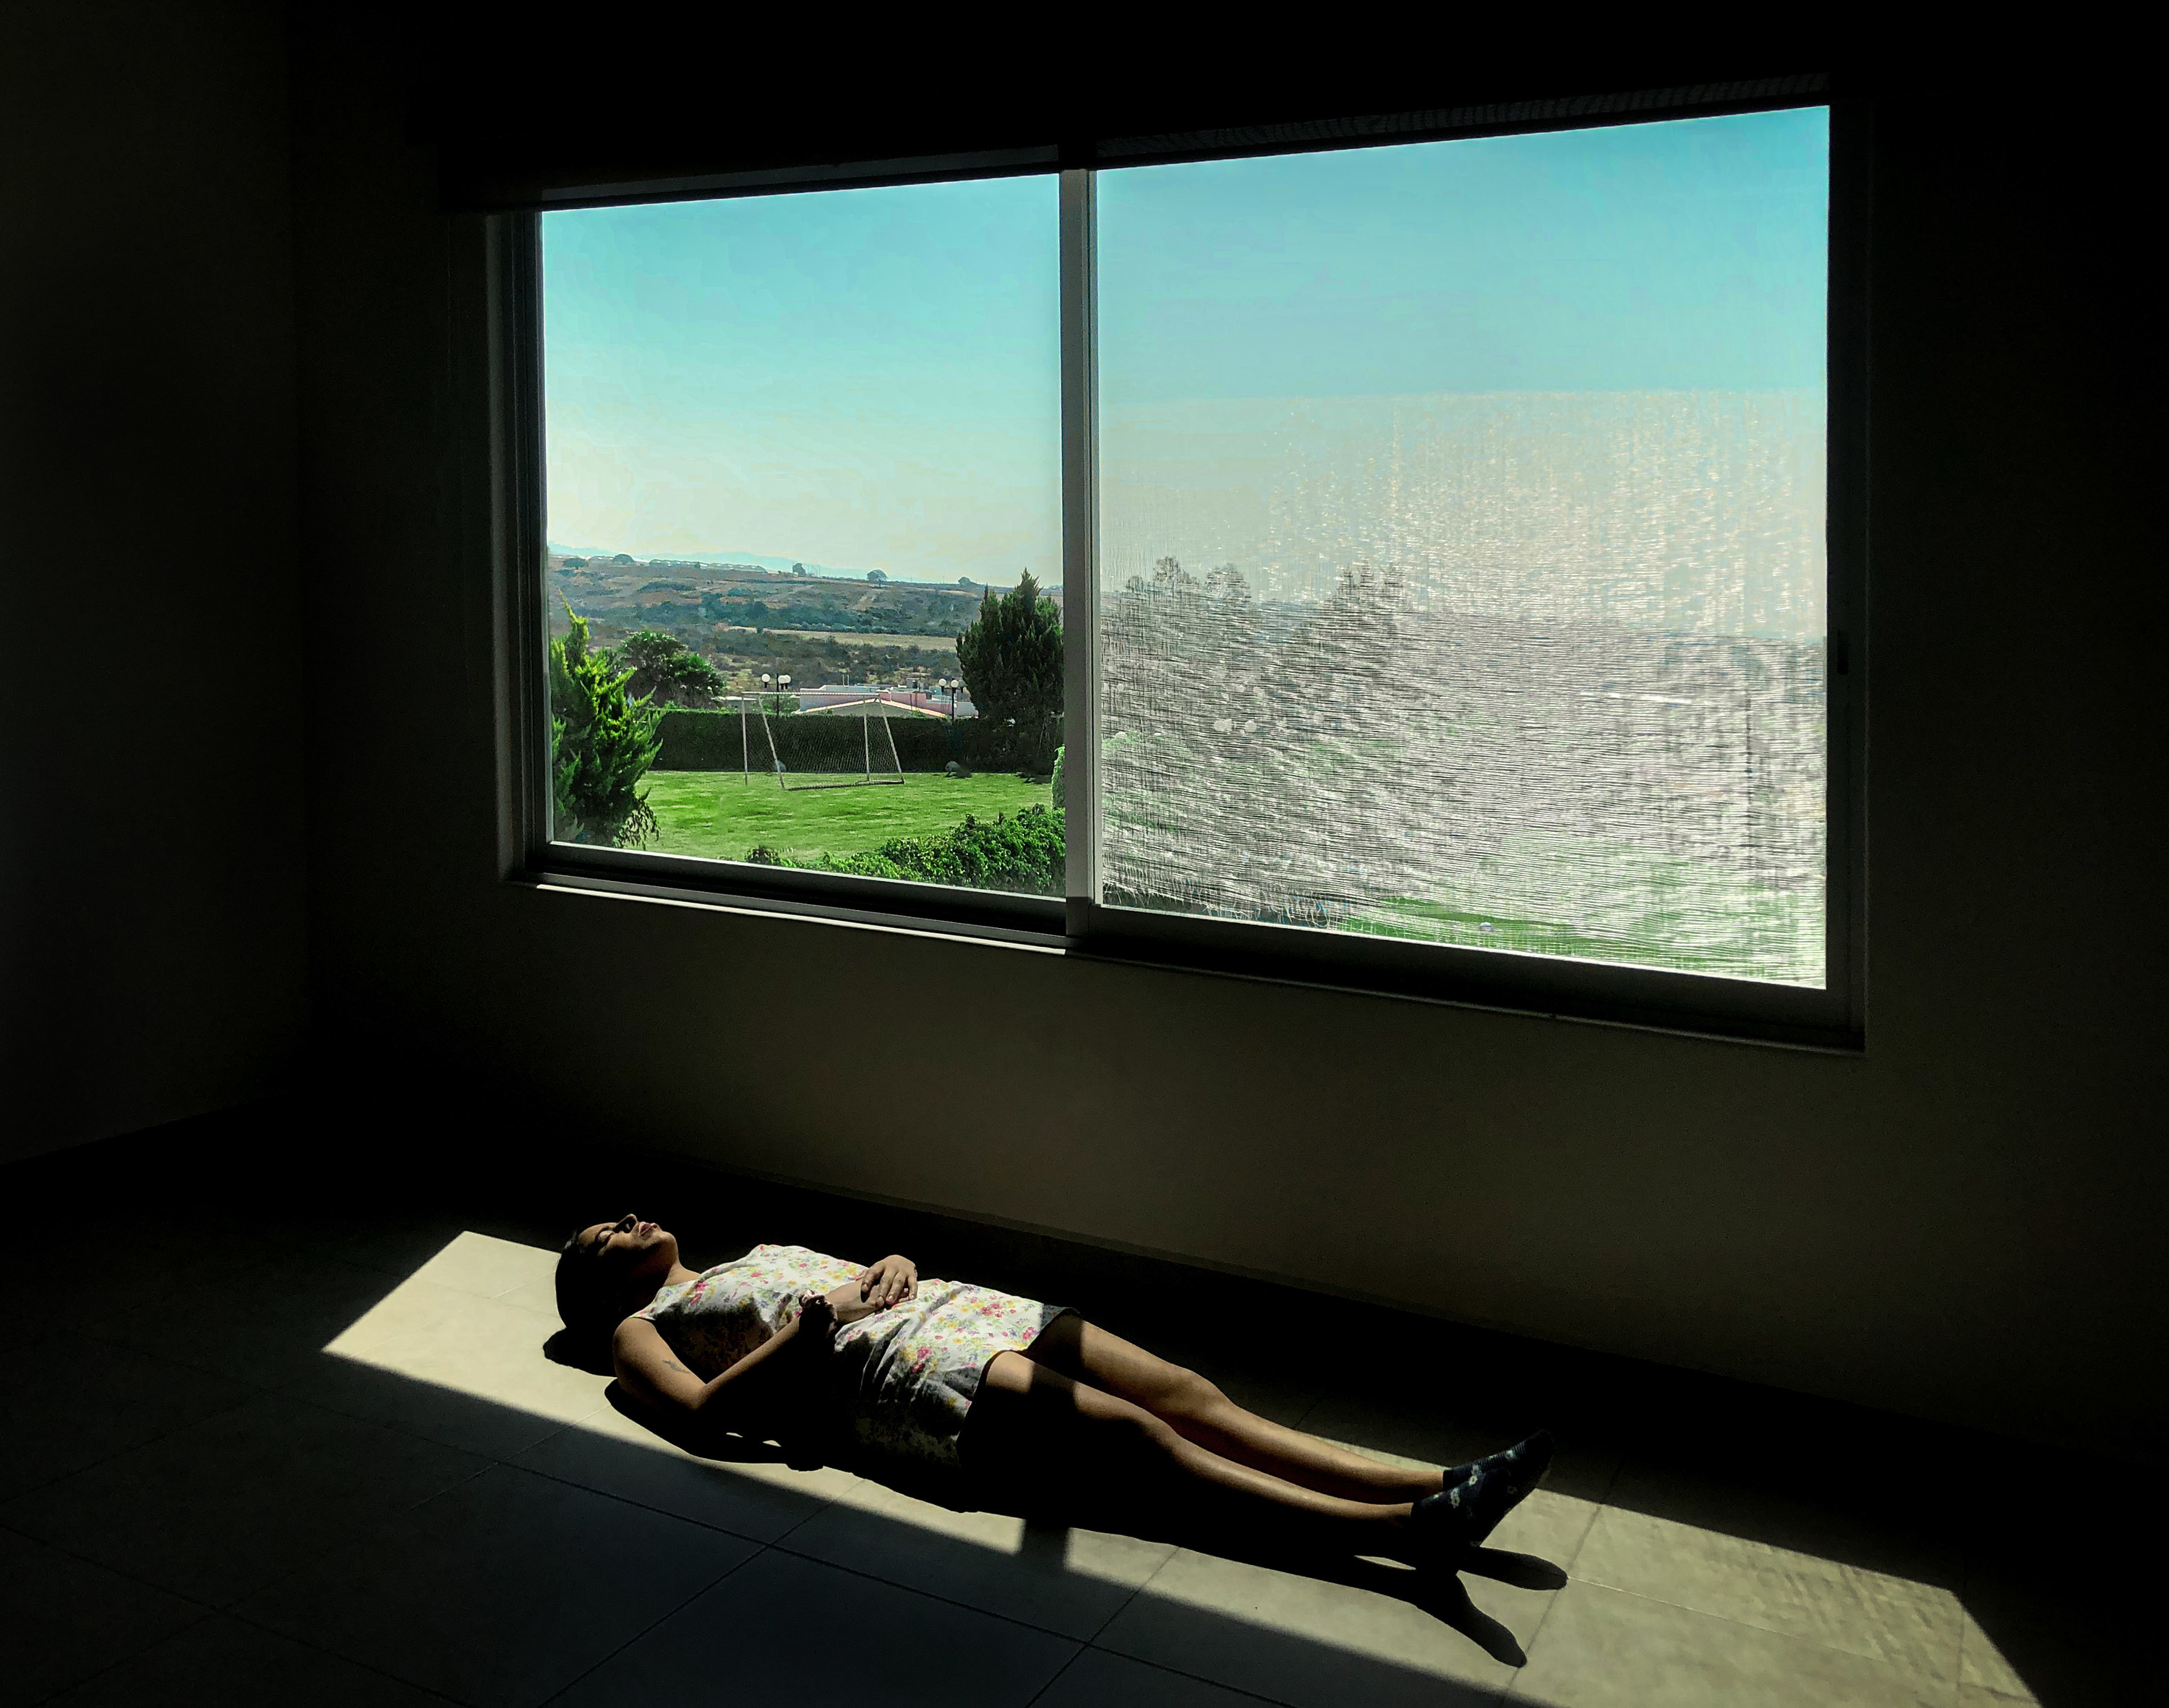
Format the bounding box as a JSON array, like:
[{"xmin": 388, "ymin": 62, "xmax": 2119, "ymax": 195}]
[{"xmin": 611, "ymin": 1296, "xmax": 837, "ymax": 1439}]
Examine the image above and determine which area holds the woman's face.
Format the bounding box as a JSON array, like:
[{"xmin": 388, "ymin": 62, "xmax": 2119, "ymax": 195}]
[{"xmin": 577, "ymin": 1214, "xmax": 679, "ymax": 1291}]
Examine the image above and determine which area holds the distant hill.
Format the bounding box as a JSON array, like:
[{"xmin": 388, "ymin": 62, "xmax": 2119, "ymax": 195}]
[
  {"xmin": 550, "ymin": 557, "xmax": 984, "ymax": 639},
  {"xmin": 545, "ymin": 545, "xmax": 1047, "ymax": 591}
]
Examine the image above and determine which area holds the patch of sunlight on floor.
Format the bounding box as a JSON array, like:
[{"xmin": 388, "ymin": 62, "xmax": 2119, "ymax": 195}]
[{"xmin": 322, "ymin": 1232, "xmax": 2005, "ymax": 1706}]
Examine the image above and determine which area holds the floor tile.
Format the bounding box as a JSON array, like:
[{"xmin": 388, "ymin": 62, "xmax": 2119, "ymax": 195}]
[
  {"xmin": 395, "ymin": 1229, "xmax": 560, "ymax": 1300},
  {"xmin": 1572, "ymin": 1500, "xmax": 1964, "ymax": 1690},
  {"xmin": 236, "ymin": 1464, "xmax": 758, "ymax": 1708},
  {"xmin": 8, "ymin": 1206, "xmax": 283, "ymax": 1312},
  {"xmin": 1950, "ymin": 1562, "xmax": 2135, "ymax": 1706},
  {"xmin": 558, "ymin": 1546, "xmax": 1077, "ymax": 1706},
  {"xmin": 96, "ymin": 1256, "xmax": 406, "ymax": 1390},
  {"xmin": 1307, "ymin": 1432, "xmax": 1601, "ymax": 1568},
  {"xmin": 493, "ymin": 1274, "xmax": 565, "ymax": 1316},
  {"xmin": 783, "ymin": 1477, "xmax": 1175, "ymax": 1639},
  {"xmin": 0, "ymin": 1337, "xmax": 255, "ymax": 1501},
  {"xmin": 1956, "ymin": 1610, "xmax": 2034, "ymax": 1701},
  {"xmin": 1098, "ymin": 1547, "xmax": 1531, "ymax": 1707},
  {"xmin": 555, "ymin": 1388, "xmax": 878, "ymax": 1507},
  {"xmin": 1599, "ymin": 1452, "xmax": 1961, "ymax": 1589},
  {"xmin": 450, "ymin": 1208, "xmax": 581, "ymax": 1254},
  {"xmin": 0, "ymin": 1392, "xmax": 488, "ymax": 1608},
  {"xmin": 1301, "ymin": 1387, "xmax": 1621, "ymax": 1510},
  {"xmin": 0, "ymin": 1525, "xmax": 208, "ymax": 1708},
  {"xmin": 332, "ymin": 1214, "xmax": 498, "ymax": 1280},
  {"xmin": 312, "ymin": 1274, "xmax": 610, "ymax": 1428},
  {"xmin": 1512, "ymin": 1579, "xmax": 1957, "ymax": 1707},
  {"xmin": 1036, "ymin": 1647, "xmax": 1296, "ymax": 1707},
  {"xmin": 515, "ymin": 1407, "xmax": 834, "ymax": 1542},
  {"xmin": 44, "ymin": 1613, "xmax": 451, "ymax": 1706},
  {"xmin": 289, "ymin": 1359, "xmax": 572, "ymax": 1462}
]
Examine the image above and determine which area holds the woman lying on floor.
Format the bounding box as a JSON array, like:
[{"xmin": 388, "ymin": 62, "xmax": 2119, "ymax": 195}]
[{"xmin": 555, "ymin": 1215, "xmax": 1552, "ymax": 1567}]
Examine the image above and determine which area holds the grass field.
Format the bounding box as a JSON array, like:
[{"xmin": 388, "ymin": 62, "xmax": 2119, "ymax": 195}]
[{"xmin": 644, "ymin": 770, "xmax": 1052, "ymax": 864}]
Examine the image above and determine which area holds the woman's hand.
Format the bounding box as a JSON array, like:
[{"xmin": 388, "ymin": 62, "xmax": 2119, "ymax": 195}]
[
  {"xmin": 856, "ymin": 1254, "xmax": 918, "ymax": 1309},
  {"xmin": 750, "ymin": 1294, "xmax": 839, "ymax": 1446},
  {"xmin": 792, "ymin": 1292, "xmax": 839, "ymax": 1347}
]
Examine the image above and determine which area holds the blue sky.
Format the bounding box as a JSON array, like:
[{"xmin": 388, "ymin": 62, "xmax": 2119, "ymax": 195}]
[
  {"xmin": 542, "ymin": 107, "xmax": 1826, "ymax": 580},
  {"xmin": 1100, "ymin": 107, "xmax": 1827, "ymax": 401},
  {"xmin": 544, "ymin": 175, "xmax": 1062, "ymax": 583}
]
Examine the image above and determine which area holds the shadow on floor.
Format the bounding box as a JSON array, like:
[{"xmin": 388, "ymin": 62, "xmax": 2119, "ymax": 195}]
[{"xmin": 0, "ymin": 1104, "xmax": 2148, "ymax": 1707}]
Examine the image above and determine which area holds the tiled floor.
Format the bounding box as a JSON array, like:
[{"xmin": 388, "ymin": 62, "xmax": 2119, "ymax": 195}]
[{"xmin": 0, "ymin": 1120, "xmax": 2141, "ymax": 1706}]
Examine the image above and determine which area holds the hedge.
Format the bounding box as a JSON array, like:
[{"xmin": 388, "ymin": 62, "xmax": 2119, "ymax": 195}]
[
  {"xmin": 654, "ymin": 710, "xmax": 1054, "ymax": 775},
  {"xmin": 748, "ymin": 805, "xmax": 1064, "ymax": 896}
]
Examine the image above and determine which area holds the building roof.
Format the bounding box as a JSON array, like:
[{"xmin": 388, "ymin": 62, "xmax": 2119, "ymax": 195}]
[{"xmin": 797, "ymin": 695, "xmax": 947, "ymax": 718}]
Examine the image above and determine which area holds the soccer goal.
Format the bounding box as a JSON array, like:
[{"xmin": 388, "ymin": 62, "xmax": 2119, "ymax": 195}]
[{"xmin": 745, "ymin": 695, "xmax": 907, "ymax": 791}]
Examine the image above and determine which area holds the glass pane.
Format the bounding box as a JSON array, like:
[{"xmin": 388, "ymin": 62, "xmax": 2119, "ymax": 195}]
[
  {"xmin": 1096, "ymin": 111, "xmax": 1829, "ymax": 984},
  {"xmin": 542, "ymin": 179, "xmax": 1064, "ymax": 895}
]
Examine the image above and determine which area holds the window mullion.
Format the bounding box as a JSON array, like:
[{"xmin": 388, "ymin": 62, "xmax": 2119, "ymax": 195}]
[{"xmin": 1059, "ymin": 168, "xmax": 1100, "ymax": 923}]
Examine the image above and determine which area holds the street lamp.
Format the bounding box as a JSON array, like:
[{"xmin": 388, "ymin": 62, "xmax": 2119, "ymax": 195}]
[
  {"xmin": 760, "ymin": 672, "xmax": 773, "ymax": 716},
  {"xmin": 778, "ymin": 673, "xmax": 792, "ymax": 715}
]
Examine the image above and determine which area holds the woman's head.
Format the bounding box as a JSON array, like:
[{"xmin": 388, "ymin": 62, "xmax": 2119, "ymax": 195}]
[{"xmin": 555, "ymin": 1213, "xmax": 680, "ymax": 1339}]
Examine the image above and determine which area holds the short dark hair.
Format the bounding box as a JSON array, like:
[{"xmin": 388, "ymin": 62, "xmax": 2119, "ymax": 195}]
[{"xmin": 554, "ymin": 1224, "xmax": 610, "ymax": 1340}]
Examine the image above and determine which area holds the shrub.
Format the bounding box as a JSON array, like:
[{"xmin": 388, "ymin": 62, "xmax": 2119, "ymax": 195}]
[
  {"xmin": 550, "ymin": 604, "xmax": 661, "ymax": 846},
  {"xmin": 843, "ymin": 805, "xmax": 1064, "ymax": 893},
  {"xmin": 748, "ymin": 805, "xmax": 1066, "ymax": 896}
]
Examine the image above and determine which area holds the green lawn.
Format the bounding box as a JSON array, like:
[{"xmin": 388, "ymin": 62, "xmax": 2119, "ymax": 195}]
[{"xmin": 644, "ymin": 769, "xmax": 1053, "ymax": 864}]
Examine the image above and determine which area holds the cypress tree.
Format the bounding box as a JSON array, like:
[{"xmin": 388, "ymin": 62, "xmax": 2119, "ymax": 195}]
[{"xmin": 955, "ymin": 570, "xmax": 1062, "ymax": 774}]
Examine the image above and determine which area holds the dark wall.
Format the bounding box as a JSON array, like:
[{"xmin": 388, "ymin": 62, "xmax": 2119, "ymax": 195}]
[
  {"xmin": 0, "ymin": 1, "xmax": 307, "ymax": 1162},
  {"xmin": 22, "ymin": 7, "xmax": 2147, "ymax": 1456}
]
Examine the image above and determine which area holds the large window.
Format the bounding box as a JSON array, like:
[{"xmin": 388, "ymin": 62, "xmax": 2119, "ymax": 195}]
[{"xmin": 518, "ymin": 95, "xmax": 1854, "ymax": 1043}]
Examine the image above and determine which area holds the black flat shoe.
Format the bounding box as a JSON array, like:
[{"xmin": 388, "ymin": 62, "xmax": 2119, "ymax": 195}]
[{"xmin": 1410, "ymin": 1430, "xmax": 1556, "ymax": 1560}]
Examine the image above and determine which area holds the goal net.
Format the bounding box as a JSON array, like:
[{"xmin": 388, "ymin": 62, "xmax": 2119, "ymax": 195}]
[{"xmin": 751, "ymin": 697, "xmax": 907, "ymax": 791}]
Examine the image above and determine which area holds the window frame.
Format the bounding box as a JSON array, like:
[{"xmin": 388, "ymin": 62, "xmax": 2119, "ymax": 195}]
[{"xmin": 494, "ymin": 89, "xmax": 1867, "ymax": 1052}]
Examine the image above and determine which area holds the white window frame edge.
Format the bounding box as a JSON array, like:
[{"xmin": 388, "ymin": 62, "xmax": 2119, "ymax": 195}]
[{"xmin": 1061, "ymin": 168, "xmax": 1101, "ymax": 925}]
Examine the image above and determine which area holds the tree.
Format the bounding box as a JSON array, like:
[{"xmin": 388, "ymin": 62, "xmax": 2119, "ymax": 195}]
[
  {"xmin": 867, "ymin": 568, "xmax": 888, "ymax": 583},
  {"xmin": 956, "ymin": 569, "xmax": 1062, "ymax": 773},
  {"xmin": 549, "ymin": 602, "xmax": 662, "ymax": 846},
  {"xmin": 611, "ymin": 629, "xmax": 729, "ymax": 708},
  {"xmin": 1204, "ymin": 562, "xmax": 1254, "ymax": 616},
  {"xmin": 610, "ymin": 552, "xmax": 636, "ymax": 565}
]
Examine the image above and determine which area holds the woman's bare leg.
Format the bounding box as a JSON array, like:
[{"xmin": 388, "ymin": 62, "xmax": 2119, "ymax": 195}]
[
  {"xmin": 967, "ymin": 1351, "xmax": 1416, "ymax": 1562},
  {"xmin": 1024, "ymin": 1316, "xmax": 1442, "ymax": 1503}
]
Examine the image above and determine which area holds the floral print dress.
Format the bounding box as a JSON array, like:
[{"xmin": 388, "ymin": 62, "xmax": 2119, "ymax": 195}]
[{"xmin": 635, "ymin": 1243, "xmax": 1070, "ymax": 1480}]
